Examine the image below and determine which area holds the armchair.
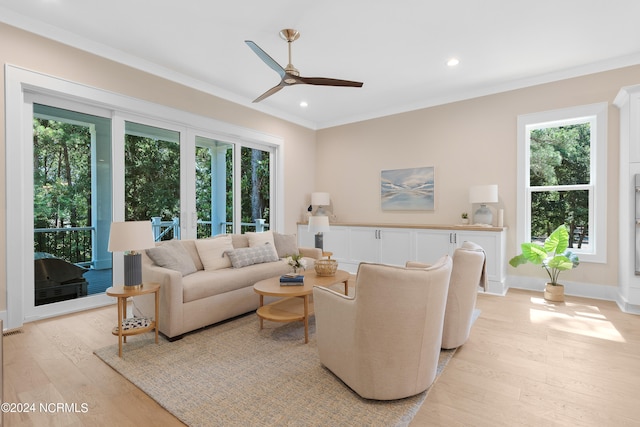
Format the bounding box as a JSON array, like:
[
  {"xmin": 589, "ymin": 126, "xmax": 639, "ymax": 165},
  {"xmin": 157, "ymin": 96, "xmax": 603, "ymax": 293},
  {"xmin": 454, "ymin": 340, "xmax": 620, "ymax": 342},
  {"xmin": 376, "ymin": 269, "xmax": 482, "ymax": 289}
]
[
  {"xmin": 313, "ymin": 256, "xmax": 452, "ymax": 400},
  {"xmin": 407, "ymin": 241, "xmax": 486, "ymax": 349}
]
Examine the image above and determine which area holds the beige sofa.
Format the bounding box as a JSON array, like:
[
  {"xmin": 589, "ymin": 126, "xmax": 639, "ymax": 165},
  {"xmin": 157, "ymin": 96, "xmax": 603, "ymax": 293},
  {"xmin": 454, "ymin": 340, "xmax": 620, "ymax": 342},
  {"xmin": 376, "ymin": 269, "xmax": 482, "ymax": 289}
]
[{"xmin": 134, "ymin": 231, "xmax": 321, "ymax": 340}]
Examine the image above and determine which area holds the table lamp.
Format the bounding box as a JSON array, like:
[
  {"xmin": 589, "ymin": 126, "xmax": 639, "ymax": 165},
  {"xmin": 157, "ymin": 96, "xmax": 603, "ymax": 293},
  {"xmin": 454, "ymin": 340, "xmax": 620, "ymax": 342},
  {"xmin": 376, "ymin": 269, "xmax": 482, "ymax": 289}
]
[
  {"xmin": 469, "ymin": 185, "xmax": 498, "ymax": 225},
  {"xmin": 108, "ymin": 221, "xmax": 156, "ymax": 288},
  {"xmin": 311, "ymin": 192, "xmax": 331, "ymax": 216},
  {"xmin": 308, "ymin": 215, "xmax": 330, "ymax": 251}
]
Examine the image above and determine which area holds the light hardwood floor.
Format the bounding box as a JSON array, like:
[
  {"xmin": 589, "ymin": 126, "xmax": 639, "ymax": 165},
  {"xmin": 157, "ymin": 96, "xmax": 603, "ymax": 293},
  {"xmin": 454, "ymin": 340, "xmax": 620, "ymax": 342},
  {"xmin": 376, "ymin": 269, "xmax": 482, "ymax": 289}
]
[{"xmin": 3, "ymin": 288, "xmax": 639, "ymax": 426}]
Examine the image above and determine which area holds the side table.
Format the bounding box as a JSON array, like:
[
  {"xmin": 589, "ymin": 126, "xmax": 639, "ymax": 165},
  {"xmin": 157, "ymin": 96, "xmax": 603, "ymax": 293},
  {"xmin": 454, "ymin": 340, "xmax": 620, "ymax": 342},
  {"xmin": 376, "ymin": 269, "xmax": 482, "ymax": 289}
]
[{"xmin": 106, "ymin": 283, "xmax": 160, "ymax": 357}]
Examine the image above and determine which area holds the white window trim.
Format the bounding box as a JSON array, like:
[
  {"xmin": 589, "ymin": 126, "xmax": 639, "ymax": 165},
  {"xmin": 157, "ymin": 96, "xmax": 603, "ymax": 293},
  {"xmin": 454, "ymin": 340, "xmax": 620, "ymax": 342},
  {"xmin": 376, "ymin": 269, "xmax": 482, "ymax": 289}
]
[{"xmin": 516, "ymin": 102, "xmax": 607, "ymax": 263}]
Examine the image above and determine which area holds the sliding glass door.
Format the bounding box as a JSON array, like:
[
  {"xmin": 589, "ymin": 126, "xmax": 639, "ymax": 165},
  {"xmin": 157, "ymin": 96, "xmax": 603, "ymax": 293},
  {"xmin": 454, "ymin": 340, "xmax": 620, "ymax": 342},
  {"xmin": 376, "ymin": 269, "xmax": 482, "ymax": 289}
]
[
  {"xmin": 6, "ymin": 66, "xmax": 282, "ymax": 328},
  {"xmin": 30, "ymin": 103, "xmax": 113, "ymax": 315}
]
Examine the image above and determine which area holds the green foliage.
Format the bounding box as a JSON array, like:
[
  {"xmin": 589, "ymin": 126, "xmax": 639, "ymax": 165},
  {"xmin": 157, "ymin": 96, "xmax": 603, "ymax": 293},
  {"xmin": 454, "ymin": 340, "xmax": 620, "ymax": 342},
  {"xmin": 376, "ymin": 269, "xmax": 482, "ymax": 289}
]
[
  {"xmin": 509, "ymin": 225, "xmax": 580, "ymax": 285},
  {"xmin": 33, "ymin": 118, "xmax": 92, "ymax": 229},
  {"xmin": 125, "ymin": 135, "xmax": 180, "ymax": 222},
  {"xmin": 33, "ymin": 118, "xmax": 93, "ymax": 261},
  {"xmin": 529, "ymin": 123, "xmax": 590, "ymax": 248},
  {"xmin": 35, "ymin": 117, "xmax": 271, "ymax": 253}
]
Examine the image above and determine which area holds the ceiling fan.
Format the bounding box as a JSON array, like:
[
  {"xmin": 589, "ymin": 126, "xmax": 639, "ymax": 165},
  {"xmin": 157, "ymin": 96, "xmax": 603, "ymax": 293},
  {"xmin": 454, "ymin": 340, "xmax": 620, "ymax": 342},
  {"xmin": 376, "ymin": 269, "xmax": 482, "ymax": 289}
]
[{"xmin": 245, "ymin": 29, "xmax": 363, "ymax": 103}]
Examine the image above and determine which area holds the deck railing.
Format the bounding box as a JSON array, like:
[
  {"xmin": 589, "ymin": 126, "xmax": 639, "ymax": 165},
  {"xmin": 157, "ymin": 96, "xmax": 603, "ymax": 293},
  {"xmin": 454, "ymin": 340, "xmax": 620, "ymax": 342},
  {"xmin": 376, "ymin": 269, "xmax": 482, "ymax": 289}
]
[
  {"xmin": 34, "ymin": 226, "xmax": 94, "ymax": 266},
  {"xmin": 34, "ymin": 218, "xmax": 269, "ymax": 264}
]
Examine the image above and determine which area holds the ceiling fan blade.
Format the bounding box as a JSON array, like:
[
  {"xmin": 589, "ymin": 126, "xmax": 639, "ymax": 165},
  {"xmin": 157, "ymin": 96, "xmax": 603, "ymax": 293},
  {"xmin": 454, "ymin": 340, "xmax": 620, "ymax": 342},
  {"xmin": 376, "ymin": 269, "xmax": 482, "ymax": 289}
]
[
  {"xmin": 252, "ymin": 84, "xmax": 285, "ymax": 103},
  {"xmin": 245, "ymin": 40, "xmax": 286, "ymax": 78},
  {"xmin": 298, "ymin": 76, "xmax": 363, "ymax": 87}
]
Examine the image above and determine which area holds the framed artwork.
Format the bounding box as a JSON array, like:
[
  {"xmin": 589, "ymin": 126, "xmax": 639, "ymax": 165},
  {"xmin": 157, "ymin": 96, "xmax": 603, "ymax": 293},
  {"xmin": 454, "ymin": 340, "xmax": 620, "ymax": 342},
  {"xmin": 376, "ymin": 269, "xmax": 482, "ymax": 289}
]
[{"xmin": 381, "ymin": 166, "xmax": 435, "ymax": 211}]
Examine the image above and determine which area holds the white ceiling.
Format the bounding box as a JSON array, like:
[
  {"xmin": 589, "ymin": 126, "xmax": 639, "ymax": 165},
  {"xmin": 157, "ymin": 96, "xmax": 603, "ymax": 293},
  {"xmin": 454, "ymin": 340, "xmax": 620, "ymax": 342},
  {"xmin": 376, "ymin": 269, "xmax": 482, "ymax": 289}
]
[{"xmin": 2, "ymin": 0, "xmax": 640, "ymax": 129}]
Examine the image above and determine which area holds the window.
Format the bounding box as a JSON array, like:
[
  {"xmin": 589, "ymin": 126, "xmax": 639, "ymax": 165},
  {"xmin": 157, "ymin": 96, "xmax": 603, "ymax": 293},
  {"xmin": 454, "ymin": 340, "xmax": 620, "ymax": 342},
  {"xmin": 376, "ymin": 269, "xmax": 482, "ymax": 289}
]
[{"xmin": 516, "ymin": 103, "xmax": 607, "ymax": 263}]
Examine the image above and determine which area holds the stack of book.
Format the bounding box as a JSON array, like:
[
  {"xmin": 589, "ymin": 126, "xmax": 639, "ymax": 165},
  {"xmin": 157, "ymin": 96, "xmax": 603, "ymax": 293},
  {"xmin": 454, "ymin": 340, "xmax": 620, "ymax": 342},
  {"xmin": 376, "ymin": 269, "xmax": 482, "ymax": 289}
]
[{"xmin": 280, "ymin": 274, "xmax": 304, "ymax": 286}]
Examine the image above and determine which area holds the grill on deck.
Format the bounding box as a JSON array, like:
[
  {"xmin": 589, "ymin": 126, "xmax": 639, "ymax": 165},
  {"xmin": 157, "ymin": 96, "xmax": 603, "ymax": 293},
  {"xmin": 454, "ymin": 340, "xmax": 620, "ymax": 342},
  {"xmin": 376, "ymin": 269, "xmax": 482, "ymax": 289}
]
[{"xmin": 34, "ymin": 257, "xmax": 88, "ymax": 306}]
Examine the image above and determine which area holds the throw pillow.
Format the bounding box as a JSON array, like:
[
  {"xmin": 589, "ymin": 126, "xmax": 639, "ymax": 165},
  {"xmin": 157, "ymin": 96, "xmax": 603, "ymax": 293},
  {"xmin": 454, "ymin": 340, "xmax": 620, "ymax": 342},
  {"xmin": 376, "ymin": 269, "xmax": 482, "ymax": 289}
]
[
  {"xmin": 225, "ymin": 243, "xmax": 279, "ymax": 268},
  {"xmin": 146, "ymin": 240, "xmax": 197, "ymax": 276},
  {"xmin": 195, "ymin": 235, "xmax": 233, "ymax": 271},
  {"xmin": 273, "ymin": 232, "xmax": 299, "ymax": 258},
  {"xmin": 246, "ymin": 230, "xmax": 275, "ymax": 248}
]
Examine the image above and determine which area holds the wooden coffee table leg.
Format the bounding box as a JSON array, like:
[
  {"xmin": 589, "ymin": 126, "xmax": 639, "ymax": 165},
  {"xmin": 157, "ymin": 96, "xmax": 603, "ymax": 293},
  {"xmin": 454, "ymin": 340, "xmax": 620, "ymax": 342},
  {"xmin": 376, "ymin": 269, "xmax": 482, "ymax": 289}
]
[
  {"xmin": 259, "ymin": 295, "xmax": 264, "ymax": 330},
  {"xmin": 344, "ymin": 279, "xmax": 348, "ymax": 295},
  {"xmin": 303, "ymin": 294, "xmax": 309, "ymax": 344}
]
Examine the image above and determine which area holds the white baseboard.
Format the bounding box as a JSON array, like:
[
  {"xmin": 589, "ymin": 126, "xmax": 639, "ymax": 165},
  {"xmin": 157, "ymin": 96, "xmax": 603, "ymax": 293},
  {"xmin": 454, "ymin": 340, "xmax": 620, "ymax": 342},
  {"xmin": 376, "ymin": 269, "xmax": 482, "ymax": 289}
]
[{"xmin": 506, "ymin": 275, "xmax": 640, "ymax": 314}]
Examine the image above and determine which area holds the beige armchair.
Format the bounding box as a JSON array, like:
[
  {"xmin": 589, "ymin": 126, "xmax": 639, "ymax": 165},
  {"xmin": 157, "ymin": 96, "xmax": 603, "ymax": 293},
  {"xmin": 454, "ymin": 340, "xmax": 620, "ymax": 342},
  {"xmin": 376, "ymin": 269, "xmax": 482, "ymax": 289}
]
[
  {"xmin": 313, "ymin": 256, "xmax": 452, "ymax": 400},
  {"xmin": 407, "ymin": 241, "xmax": 486, "ymax": 349}
]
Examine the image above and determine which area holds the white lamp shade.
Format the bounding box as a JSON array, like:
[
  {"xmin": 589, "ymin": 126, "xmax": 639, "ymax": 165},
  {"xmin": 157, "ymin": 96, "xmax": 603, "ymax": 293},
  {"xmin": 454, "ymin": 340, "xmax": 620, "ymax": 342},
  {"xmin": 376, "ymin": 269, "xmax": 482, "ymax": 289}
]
[
  {"xmin": 108, "ymin": 221, "xmax": 156, "ymax": 252},
  {"xmin": 308, "ymin": 215, "xmax": 330, "ymax": 233},
  {"xmin": 311, "ymin": 192, "xmax": 330, "ymax": 206},
  {"xmin": 469, "ymin": 185, "xmax": 498, "ymax": 204}
]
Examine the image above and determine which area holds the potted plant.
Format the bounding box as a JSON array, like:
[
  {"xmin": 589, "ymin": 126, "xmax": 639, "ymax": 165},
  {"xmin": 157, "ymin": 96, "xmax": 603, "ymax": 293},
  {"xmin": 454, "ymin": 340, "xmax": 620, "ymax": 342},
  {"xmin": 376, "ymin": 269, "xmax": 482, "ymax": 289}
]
[
  {"xmin": 461, "ymin": 212, "xmax": 469, "ymax": 224},
  {"xmin": 508, "ymin": 225, "xmax": 579, "ymax": 302}
]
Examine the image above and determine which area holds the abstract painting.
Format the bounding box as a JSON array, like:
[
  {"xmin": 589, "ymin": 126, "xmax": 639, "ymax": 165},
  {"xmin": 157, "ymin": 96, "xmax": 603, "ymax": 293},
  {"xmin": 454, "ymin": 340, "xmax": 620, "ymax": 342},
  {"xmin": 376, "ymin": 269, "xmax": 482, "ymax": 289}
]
[{"xmin": 381, "ymin": 166, "xmax": 435, "ymax": 210}]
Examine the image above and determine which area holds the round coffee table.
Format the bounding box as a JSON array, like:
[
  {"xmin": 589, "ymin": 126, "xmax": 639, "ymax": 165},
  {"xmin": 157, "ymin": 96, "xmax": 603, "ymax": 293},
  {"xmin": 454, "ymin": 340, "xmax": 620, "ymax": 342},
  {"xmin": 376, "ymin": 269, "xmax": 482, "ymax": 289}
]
[{"xmin": 253, "ymin": 269, "xmax": 350, "ymax": 343}]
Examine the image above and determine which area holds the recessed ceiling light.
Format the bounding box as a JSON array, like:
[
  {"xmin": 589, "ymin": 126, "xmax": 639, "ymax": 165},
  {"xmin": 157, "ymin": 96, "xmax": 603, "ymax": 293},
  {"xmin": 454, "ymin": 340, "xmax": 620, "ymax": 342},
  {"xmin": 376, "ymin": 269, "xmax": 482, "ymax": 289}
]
[
  {"xmin": 300, "ymin": 101, "xmax": 308, "ymax": 108},
  {"xmin": 447, "ymin": 58, "xmax": 460, "ymax": 67}
]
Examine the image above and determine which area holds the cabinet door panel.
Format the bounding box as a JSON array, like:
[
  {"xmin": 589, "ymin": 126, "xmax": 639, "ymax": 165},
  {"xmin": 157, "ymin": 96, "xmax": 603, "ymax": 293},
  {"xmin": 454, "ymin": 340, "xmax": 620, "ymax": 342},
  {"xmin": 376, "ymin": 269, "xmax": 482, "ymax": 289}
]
[
  {"xmin": 414, "ymin": 230, "xmax": 452, "ymax": 264},
  {"xmin": 323, "ymin": 226, "xmax": 349, "ymax": 261},
  {"xmin": 349, "ymin": 227, "xmax": 379, "ymax": 263},
  {"xmin": 379, "ymin": 228, "xmax": 412, "ymax": 266}
]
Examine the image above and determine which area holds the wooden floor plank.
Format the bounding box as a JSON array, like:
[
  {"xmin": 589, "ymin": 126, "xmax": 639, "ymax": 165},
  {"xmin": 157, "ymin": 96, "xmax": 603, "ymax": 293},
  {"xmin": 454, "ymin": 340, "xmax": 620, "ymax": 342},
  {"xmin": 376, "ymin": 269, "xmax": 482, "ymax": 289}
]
[{"xmin": 3, "ymin": 288, "xmax": 639, "ymax": 426}]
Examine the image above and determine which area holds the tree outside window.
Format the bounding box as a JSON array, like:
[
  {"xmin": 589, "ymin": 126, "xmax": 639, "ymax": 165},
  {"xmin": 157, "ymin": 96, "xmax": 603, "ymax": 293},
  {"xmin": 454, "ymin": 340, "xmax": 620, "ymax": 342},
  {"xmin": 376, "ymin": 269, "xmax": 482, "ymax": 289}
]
[{"xmin": 529, "ymin": 123, "xmax": 591, "ymax": 249}]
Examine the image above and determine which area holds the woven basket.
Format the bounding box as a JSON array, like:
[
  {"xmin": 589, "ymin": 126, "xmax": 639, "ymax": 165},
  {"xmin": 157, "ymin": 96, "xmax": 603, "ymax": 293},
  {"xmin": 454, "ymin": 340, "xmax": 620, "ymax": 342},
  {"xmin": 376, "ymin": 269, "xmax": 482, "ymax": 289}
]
[{"xmin": 314, "ymin": 259, "xmax": 338, "ymax": 276}]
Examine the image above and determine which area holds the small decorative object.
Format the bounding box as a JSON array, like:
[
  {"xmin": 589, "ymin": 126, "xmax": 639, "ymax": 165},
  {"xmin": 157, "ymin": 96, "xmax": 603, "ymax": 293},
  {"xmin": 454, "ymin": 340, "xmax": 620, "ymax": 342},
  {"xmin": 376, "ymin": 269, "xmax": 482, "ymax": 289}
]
[
  {"xmin": 461, "ymin": 212, "xmax": 469, "ymax": 224},
  {"xmin": 509, "ymin": 225, "xmax": 579, "ymax": 302},
  {"xmin": 280, "ymin": 273, "xmax": 304, "ymax": 286},
  {"xmin": 315, "ymin": 258, "xmax": 338, "ymax": 276},
  {"xmin": 286, "ymin": 253, "xmax": 307, "ymax": 274}
]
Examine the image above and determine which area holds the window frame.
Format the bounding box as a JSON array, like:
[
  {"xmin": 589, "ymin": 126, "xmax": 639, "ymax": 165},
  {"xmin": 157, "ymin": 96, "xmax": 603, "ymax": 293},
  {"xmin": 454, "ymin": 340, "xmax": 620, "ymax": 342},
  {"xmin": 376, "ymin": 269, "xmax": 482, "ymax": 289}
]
[{"xmin": 516, "ymin": 102, "xmax": 607, "ymax": 263}]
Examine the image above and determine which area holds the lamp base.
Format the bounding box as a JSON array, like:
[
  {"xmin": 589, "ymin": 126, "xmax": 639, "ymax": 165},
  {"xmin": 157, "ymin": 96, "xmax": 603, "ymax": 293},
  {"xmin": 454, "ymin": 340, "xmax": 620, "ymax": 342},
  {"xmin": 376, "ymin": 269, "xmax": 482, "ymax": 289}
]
[
  {"xmin": 124, "ymin": 253, "xmax": 143, "ymax": 288},
  {"xmin": 473, "ymin": 204, "xmax": 493, "ymax": 225},
  {"xmin": 314, "ymin": 232, "xmax": 324, "ymax": 252}
]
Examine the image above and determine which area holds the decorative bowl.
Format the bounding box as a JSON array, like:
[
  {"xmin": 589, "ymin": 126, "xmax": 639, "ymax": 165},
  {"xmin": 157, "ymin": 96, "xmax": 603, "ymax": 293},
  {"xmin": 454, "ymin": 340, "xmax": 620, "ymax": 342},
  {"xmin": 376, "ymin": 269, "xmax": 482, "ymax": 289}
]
[{"xmin": 314, "ymin": 259, "xmax": 338, "ymax": 276}]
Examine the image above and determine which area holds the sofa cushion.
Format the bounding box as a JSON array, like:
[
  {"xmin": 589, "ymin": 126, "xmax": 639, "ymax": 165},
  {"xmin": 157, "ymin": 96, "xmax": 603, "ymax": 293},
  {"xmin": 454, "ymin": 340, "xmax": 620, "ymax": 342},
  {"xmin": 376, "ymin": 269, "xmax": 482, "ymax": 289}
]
[
  {"xmin": 146, "ymin": 240, "xmax": 197, "ymax": 276},
  {"xmin": 195, "ymin": 236, "xmax": 233, "ymax": 271},
  {"xmin": 225, "ymin": 243, "xmax": 279, "ymax": 268},
  {"xmin": 180, "ymin": 239, "xmax": 204, "ymax": 271},
  {"xmin": 182, "ymin": 260, "xmax": 291, "ymax": 302},
  {"xmin": 246, "ymin": 230, "xmax": 275, "ymax": 248},
  {"xmin": 230, "ymin": 234, "xmax": 249, "ymax": 249},
  {"xmin": 273, "ymin": 232, "xmax": 299, "ymax": 258}
]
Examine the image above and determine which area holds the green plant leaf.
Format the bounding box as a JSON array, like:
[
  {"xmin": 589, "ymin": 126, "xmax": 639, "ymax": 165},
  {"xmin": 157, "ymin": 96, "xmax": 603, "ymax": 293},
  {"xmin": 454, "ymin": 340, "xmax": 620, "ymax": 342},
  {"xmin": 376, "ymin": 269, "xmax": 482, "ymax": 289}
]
[
  {"xmin": 544, "ymin": 225, "xmax": 569, "ymax": 254},
  {"xmin": 520, "ymin": 243, "xmax": 547, "ymax": 264},
  {"xmin": 547, "ymin": 255, "xmax": 574, "ymax": 271}
]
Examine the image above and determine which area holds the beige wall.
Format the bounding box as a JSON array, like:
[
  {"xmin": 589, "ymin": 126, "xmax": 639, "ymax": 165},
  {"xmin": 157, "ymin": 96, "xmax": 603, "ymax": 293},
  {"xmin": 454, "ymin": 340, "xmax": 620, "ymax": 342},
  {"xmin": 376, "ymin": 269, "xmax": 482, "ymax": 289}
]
[
  {"xmin": 0, "ymin": 23, "xmax": 317, "ymax": 312},
  {"xmin": 317, "ymin": 66, "xmax": 640, "ymax": 289}
]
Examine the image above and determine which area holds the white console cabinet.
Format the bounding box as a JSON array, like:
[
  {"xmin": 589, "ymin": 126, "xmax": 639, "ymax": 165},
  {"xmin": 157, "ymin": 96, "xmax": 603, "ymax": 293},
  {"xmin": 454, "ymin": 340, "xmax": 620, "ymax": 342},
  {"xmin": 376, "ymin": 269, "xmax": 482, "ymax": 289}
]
[{"xmin": 298, "ymin": 223, "xmax": 507, "ymax": 295}]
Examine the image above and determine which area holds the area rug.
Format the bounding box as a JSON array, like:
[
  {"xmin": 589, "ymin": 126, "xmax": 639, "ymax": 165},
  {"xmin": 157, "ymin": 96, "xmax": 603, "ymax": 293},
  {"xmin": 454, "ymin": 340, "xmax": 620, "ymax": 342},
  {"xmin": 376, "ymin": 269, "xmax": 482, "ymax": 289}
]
[{"xmin": 95, "ymin": 314, "xmax": 457, "ymax": 427}]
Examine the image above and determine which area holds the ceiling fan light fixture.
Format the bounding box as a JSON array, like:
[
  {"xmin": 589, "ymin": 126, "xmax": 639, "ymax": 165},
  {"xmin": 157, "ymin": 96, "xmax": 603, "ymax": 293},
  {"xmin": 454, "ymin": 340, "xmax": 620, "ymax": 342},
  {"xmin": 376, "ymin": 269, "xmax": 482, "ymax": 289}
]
[{"xmin": 300, "ymin": 101, "xmax": 308, "ymax": 108}]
